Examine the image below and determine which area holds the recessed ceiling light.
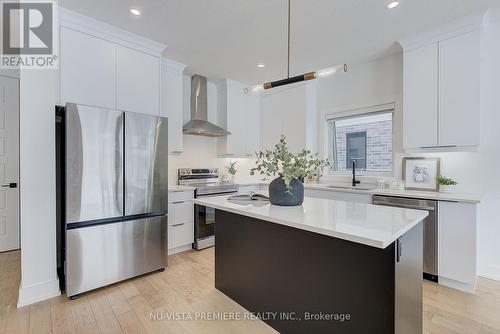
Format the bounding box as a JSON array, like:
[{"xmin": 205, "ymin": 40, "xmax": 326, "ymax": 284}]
[
  {"xmin": 130, "ymin": 8, "xmax": 141, "ymax": 16},
  {"xmin": 387, "ymin": 1, "xmax": 400, "ymax": 9},
  {"xmin": 257, "ymin": 64, "xmax": 265, "ymax": 68}
]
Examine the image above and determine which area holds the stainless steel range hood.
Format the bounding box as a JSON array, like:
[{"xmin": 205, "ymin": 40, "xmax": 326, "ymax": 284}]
[{"xmin": 183, "ymin": 75, "xmax": 230, "ymax": 137}]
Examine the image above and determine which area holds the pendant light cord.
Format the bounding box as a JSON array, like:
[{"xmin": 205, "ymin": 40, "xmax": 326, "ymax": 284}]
[{"xmin": 287, "ymin": 0, "xmax": 291, "ymax": 78}]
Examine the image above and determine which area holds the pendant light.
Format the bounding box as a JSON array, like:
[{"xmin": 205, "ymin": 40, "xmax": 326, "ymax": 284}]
[{"xmin": 252, "ymin": 0, "xmax": 347, "ymax": 92}]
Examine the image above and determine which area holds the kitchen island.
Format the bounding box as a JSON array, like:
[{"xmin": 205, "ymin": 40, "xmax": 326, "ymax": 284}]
[{"xmin": 193, "ymin": 196, "xmax": 429, "ymax": 334}]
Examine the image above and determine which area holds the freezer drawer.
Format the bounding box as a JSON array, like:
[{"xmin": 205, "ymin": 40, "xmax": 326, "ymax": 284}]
[{"xmin": 66, "ymin": 215, "xmax": 167, "ymax": 297}]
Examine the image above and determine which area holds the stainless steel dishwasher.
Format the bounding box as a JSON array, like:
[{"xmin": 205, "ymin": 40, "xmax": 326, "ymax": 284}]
[{"xmin": 372, "ymin": 195, "xmax": 438, "ymax": 282}]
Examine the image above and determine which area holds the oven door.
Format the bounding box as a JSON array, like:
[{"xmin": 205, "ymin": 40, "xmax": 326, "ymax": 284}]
[
  {"xmin": 193, "ymin": 192, "xmax": 237, "ymax": 250},
  {"xmin": 194, "ymin": 203, "xmax": 215, "ymax": 241}
]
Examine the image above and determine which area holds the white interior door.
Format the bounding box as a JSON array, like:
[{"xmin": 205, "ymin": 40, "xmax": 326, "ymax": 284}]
[{"xmin": 0, "ymin": 76, "xmax": 19, "ymax": 252}]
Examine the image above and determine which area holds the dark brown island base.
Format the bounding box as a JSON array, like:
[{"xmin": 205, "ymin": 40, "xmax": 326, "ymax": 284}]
[{"xmin": 211, "ymin": 207, "xmax": 425, "ymax": 334}]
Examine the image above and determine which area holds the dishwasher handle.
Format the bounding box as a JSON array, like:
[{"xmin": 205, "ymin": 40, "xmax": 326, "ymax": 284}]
[{"xmin": 373, "ymin": 201, "xmax": 435, "ymax": 211}]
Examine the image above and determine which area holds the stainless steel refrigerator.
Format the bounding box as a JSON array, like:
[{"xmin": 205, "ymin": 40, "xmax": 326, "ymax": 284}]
[{"xmin": 62, "ymin": 103, "xmax": 168, "ymax": 298}]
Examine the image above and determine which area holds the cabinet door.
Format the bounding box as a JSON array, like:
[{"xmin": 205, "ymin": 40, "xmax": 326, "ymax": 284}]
[
  {"xmin": 162, "ymin": 65, "xmax": 185, "ymax": 153},
  {"xmin": 244, "ymin": 91, "xmax": 261, "ymax": 156},
  {"xmin": 438, "ymin": 30, "xmax": 480, "ymax": 147},
  {"xmin": 116, "ymin": 46, "xmax": 160, "ymax": 115},
  {"xmin": 438, "ymin": 202, "xmax": 477, "ymax": 287},
  {"xmin": 168, "ymin": 201, "xmax": 194, "ymax": 226},
  {"xmin": 225, "ymin": 80, "xmax": 247, "ymax": 156},
  {"xmin": 218, "ymin": 80, "xmax": 260, "ymax": 157},
  {"xmin": 60, "ymin": 27, "xmax": 116, "ymax": 109},
  {"xmin": 168, "ymin": 222, "xmax": 194, "ymax": 250},
  {"xmin": 403, "ymin": 44, "xmax": 439, "ymax": 149}
]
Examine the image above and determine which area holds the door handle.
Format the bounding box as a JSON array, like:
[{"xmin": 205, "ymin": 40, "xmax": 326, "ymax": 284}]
[
  {"xmin": 1, "ymin": 183, "xmax": 17, "ymax": 189},
  {"xmin": 172, "ymin": 223, "xmax": 185, "ymax": 227}
]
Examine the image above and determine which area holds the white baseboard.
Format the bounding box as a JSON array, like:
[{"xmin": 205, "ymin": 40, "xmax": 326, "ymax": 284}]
[
  {"xmin": 168, "ymin": 244, "xmax": 193, "ymax": 255},
  {"xmin": 17, "ymin": 278, "xmax": 60, "ymax": 307},
  {"xmin": 478, "ymin": 265, "xmax": 500, "ymax": 282},
  {"xmin": 439, "ymin": 276, "xmax": 476, "ymax": 294}
]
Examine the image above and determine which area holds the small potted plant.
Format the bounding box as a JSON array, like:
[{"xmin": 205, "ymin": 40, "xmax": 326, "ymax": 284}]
[
  {"xmin": 225, "ymin": 161, "xmax": 238, "ymax": 182},
  {"xmin": 250, "ymin": 135, "xmax": 329, "ymax": 206},
  {"xmin": 436, "ymin": 175, "xmax": 458, "ymax": 193}
]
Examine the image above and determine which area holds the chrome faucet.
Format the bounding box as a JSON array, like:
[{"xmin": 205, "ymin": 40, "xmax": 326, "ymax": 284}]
[{"xmin": 352, "ymin": 160, "xmax": 361, "ymax": 187}]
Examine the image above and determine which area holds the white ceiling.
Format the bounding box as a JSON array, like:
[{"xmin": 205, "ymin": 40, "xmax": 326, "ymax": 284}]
[{"xmin": 59, "ymin": 0, "xmax": 496, "ymax": 84}]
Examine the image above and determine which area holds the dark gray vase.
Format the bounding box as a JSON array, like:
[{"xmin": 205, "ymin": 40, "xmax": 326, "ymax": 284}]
[{"xmin": 269, "ymin": 177, "xmax": 304, "ymax": 206}]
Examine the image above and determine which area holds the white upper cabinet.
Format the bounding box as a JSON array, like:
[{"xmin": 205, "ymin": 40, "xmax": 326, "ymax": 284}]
[
  {"xmin": 438, "ymin": 31, "xmax": 480, "ymax": 147},
  {"xmin": 60, "ymin": 27, "xmax": 116, "ymax": 109},
  {"xmin": 400, "ymin": 15, "xmax": 482, "ymax": 151},
  {"xmin": 59, "ymin": 9, "xmax": 165, "ymax": 113},
  {"xmin": 116, "ymin": 46, "xmax": 160, "ymax": 115},
  {"xmin": 403, "ymin": 44, "xmax": 439, "ymax": 149},
  {"xmin": 217, "ymin": 79, "xmax": 260, "ymax": 157},
  {"xmin": 161, "ymin": 59, "xmax": 187, "ymax": 153}
]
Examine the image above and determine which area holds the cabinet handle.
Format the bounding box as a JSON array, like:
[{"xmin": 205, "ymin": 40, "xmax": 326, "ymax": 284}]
[
  {"xmin": 172, "ymin": 223, "xmax": 185, "ymax": 227},
  {"xmin": 171, "ymin": 201, "xmax": 185, "ymax": 204},
  {"xmin": 1, "ymin": 183, "xmax": 17, "ymax": 189}
]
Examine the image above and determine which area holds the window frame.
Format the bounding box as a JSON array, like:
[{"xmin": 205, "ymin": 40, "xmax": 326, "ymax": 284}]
[{"xmin": 326, "ymin": 107, "xmax": 395, "ymax": 177}]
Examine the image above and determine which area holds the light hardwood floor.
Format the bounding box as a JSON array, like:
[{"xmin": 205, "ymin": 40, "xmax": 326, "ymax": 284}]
[{"xmin": 1, "ymin": 249, "xmax": 499, "ymax": 334}]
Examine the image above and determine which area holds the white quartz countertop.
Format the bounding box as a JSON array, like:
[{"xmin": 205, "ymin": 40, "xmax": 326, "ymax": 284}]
[
  {"xmin": 193, "ymin": 196, "xmax": 428, "ymax": 249},
  {"xmin": 237, "ymin": 181, "xmax": 481, "ymax": 203},
  {"xmin": 168, "ymin": 185, "xmax": 196, "ymax": 192}
]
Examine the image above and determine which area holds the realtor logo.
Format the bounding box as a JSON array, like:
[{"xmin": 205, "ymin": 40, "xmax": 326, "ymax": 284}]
[{"xmin": 1, "ymin": 0, "xmax": 58, "ymax": 69}]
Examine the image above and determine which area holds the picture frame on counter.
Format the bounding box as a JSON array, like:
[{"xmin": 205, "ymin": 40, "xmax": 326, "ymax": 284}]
[{"xmin": 402, "ymin": 157, "xmax": 440, "ymax": 192}]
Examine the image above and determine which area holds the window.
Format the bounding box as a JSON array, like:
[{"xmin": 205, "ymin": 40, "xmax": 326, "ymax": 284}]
[
  {"xmin": 328, "ymin": 111, "xmax": 393, "ymax": 173},
  {"xmin": 346, "ymin": 132, "xmax": 367, "ymax": 169}
]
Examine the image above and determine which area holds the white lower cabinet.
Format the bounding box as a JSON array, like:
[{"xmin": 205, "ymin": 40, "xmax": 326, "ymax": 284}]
[
  {"xmin": 168, "ymin": 190, "xmax": 194, "ymax": 255},
  {"xmin": 168, "ymin": 223, "xmax": 194, "ymax": 252},
  {"xmin": 438, "ymin": 201, "xmax": 477, "ymax": 292}
]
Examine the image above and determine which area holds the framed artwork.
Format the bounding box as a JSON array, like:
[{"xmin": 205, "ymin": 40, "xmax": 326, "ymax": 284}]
[{"xmin": 402, "ymin": 157, "xmax": 440, "ymax": 191}]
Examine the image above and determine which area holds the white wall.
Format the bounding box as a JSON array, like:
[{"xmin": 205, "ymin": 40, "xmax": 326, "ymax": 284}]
[
  {"xmin": 17, "ymin": 69, "xmax": 60, "ymax": 306},
  {"xmin": 260, "ymin": 81, "xmax": 319, "ymax": 153},
  {"xmin": 317, "ymin": 52, "xmax": 404, "ymax": 184},
  {"xmin": 476, "ymin": 8, "xmax": 500, "ymax": 280},
  {"xmin": 168, "ymin": 135, "xmax": 259, "ymax": 185}
]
